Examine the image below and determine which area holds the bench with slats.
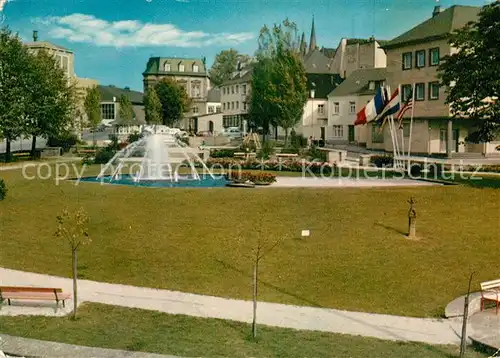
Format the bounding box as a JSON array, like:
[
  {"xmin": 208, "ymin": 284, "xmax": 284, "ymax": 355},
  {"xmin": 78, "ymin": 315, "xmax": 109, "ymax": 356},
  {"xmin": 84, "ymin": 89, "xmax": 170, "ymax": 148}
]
[
  {"xmin": 0, "ymin": 286, "xmax": 71, "ymax": 307},
  {"xmin": 480, "ymin": 279, "xmax": 500, "ymax": 314}
]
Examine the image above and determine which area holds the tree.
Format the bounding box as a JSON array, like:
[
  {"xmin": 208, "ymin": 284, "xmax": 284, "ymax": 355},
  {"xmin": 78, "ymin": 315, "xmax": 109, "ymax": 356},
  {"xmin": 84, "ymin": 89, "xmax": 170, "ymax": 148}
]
[
  {"xmin": 0, "ymin": 28, "xmax": 31, "ymax": 162},
  {"xmin": 438, "ymin": 2, "xmax": 500, "ymax": 143},
  {"xmin": 55, "ymin": 208, "xmax": 90, "ymax": 319},
  {"xmin": 249, "ymin": 19, "xmax": 308, "ymax": 144},
  {"xmin": 84, "ymin": 86, "xmax": 101, "ymax": 145},
  {"xmin": 154, "ymin": 78, "xmax": 191, "ymax": 127},
  {"xmin": 118, "ymin": 94, "xmax": 134, "ymax": 126},
  {"xmin": 209, "ymin": 49, "xmax": 251, "ymax": 86},
  {"xmin": 144, "ymin": 87, "xmax": 162, "ymax": 127},
  {"xmin": 24, "ymin": 50, "xmax": 76, "ymax": 157}
]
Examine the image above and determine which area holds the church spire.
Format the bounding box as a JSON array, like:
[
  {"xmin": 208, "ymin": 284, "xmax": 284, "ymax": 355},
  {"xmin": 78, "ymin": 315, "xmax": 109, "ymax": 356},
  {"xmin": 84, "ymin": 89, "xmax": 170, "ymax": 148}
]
[
  {"xmin": 300, "ymin": 32, "xmax": 306, "ymax": 56},
  {"xmin": 308, "ymin": 15, "xmax": 317, "ymax": 53}
]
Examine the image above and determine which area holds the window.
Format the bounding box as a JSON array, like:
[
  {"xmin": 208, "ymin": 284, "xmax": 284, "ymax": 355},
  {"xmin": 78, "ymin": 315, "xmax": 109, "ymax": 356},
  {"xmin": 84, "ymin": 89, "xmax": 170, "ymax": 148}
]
[
  {"xmin": 216, "ymin": 106, "xmax": 221, "ymax": 113},
  {"xmin": 402, "ymin": 52, "xmax": 412, "ymax": 70},
  {"xmin": 243, "ymin": 102, "xmax": 247, "ymax": 110},
  {"xmin": 333, "ymin": 102, "xmax": 340, "ymax": 114},
  {"xmin": 332, "ymin": 125, "xmax": 343, "ymax": 138},
  {"xmin": 429, "ymin": 47, "xmax": 440, "ymax": 66},
  {"xmin": 349, "ymin": 101, "xmax": 356, "ymax": 114},
  {"xmin": 403, "ymin": 123, "xmax": 410, "ymax": 137},
  {"xmin": 231, "ymin": 102, "xmax": 234, "ymax": 110},
  {"xmin": 242, "ymin": 84, "xmax": 247, "ymax": 94},
  {"xmin": 401, "ymin": 84, "xmax": 412, "ymax": 102},
  {"xmin": 164, "ymin": 63, "xmax": 171, "ymax": 71},
  {"xmin": 101, "ymin": 103, "xmax": 115, "ymax": 120},
  {"xmin": 208, "ymin": 106, "xmax": 214, "ymax": 114},
  {"xmin": 179, "ymin": 64, "xmax": 185, "ymax": 72},
  {"xmin": 193, "ymin": 64, "xmax": 199, "ymax": 72},
  {"xmin": 416, "ymin": 50, "xmax": 425, "ymax": 68},
  {"xmin": 429, "ymin": 81, "xmax": 440, "ymax": 100},
  {"xmin": 236, "ymin": 101, "xmax": 239, "ymax": 109},
  {"xmin": 371, "ymin": 124, "xmax": 384, "ymax": 143},
  {"xmin": 231, "ymin": 86, "xmax": 235, "ymax": 94},
  {"xmin": 235, "ymin": 85, "xmax": 239, "ymax": 94},
  {"xmin": 192, "ymin": 106, "xmax": 198, "ymax": 114},
  {"xmin": 318, "ymin": 104, "xmax": 325, "ymax": 114},
  {"xmin": 191, "ymin": 82, "xmax": 201, "ymax": 98},
  {"xmin": 223, "ymin": 103, "xmax": 226, "ymax": 111},
  {"xmin": 415, "ymin": 83, "xmax": 425, "ymax": 101},
  {"xmin": 62, "ymin": 56, "xmax": 69, "ymax": 74}
]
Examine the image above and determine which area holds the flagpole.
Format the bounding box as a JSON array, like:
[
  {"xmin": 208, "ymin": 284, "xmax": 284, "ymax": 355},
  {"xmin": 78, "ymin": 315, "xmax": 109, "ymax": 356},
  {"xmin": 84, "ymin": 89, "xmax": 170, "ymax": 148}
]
[
  {"xmin": 407, "ymin": 82, "xmax": 416, "ymax": 167},
  {"xmin": 385, "ymin": 85, "xmax": 399, "ymax": 169},
  {"xmin": 392, "ymin": 115, "xmax": 401, "ymax": 169}
]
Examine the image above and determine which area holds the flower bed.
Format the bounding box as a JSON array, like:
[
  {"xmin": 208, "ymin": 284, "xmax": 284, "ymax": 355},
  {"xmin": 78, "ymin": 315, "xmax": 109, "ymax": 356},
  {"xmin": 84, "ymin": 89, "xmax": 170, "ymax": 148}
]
[
  {"xmin": 206, "ymin": 158, "xmax": 336, "ymax": 174},
  {"xmin": 224, "ymin": 171, "xmax": 277, "ymax": 185}
]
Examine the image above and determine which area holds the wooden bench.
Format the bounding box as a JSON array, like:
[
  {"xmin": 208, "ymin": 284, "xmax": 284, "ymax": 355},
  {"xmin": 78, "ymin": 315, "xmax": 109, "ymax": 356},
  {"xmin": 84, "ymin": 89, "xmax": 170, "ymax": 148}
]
[
  {"xmin": 0, "ymin": 286, "xmax": 71, "ymax": 308},
  {"xmin": 480, "ymin": 279, "xmax": 500, "ymax": 314},
  {"xmin": 276, "ymin": 153, "xmax": 298, "ymax": 158},
  {"xmin": 78, "ymin": 149, "xmax": 97, "ymax": 155}
]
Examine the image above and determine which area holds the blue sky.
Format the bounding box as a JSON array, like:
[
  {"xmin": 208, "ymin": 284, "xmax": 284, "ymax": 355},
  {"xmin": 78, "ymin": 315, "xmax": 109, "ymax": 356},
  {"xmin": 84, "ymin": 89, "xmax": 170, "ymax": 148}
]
[{"xmin": 1, "ymin": 0, "xmax": 491, "ymax": 91}]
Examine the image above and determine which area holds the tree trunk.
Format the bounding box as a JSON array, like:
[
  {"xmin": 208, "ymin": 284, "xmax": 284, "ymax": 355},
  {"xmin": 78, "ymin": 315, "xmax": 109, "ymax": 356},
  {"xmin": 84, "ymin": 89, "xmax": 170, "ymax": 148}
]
[
  {"xmin": 5, "ymin": 138, "xmax": 11, "ymax": 163},
  {"xmin": 284, "ymin": 128, "xmax": 289, "ymax": 147},
  {"xmin": 31, "ymin": 136, "xmax": 37, "ymax": 158},
  {"xmin": 92, "ymin": 131, "xmax": 96, "ymax": 147},
  {"xmin": 252, "ymin": 259, "xmax": 259, "ymax": 339},
  {"xmin": 72, "ymin": 248, "xmax": 78, "ymax": 319}
]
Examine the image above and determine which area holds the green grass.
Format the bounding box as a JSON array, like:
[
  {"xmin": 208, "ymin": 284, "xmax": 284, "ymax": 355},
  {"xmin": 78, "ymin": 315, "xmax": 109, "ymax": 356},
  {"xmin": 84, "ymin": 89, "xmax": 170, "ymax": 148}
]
[
  {"xmin": 0, "ymin": 303, "xmax": 488, "ymax": 357},
  {"xmin": 0, "ymin": 165, "xmax": 499, "ymax": 317}
]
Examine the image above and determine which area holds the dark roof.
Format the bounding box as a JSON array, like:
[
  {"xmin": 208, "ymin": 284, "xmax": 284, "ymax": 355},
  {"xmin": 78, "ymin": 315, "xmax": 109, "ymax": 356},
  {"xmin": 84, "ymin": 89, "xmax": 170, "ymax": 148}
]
[
  {"xmin": 328, "ymin": 68, "xmax": 388, "ymax": 97},
  {"xmin": 221, "ymin": 66, "xmax": 254, "ymax": 85},
  {"xmin": 307, "ymin": 73, "xmax": 343, "ymax": 99},
  {"xmin": 112, "ymin": 105, "xmax": 146, "ymax": 126},
  {"xmin": 207, "ymin": 87, "xmax": 221, "ymax": 102},
  {"xmin": 382, "ymin": 5, "xmax": 480, "ymax": 49},
  {"xmin": 303, "ymin": 49, "xmax": 336, "ymax": 74},
  {"xmin": 143, "ymin": 57, "xmax": 208, "ymax": 77},
  {"xmin": 320, "ymin": 47, "xmax": 336, "ymax": 59},
  {"xmin": 98, "ymin": 85, "xmax": 144, "ymax": 105}
]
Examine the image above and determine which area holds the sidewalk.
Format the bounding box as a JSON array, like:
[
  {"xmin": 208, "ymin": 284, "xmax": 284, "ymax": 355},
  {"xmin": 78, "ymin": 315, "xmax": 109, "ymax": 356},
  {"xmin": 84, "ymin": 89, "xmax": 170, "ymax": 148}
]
[
  {"xmin": 0, "ymin": 267, "xmax": 460, "ymax": 345},
  {"xmin": 0, "ymin": 334, "xmax": 179, "ymax": 358}
]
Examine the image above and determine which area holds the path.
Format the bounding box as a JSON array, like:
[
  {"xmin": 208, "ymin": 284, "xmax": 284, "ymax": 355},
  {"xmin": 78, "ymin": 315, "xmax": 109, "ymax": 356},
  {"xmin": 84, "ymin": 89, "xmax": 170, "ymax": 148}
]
[
  {"xmin": 0, "ymin": 334, "xmax": 179, "ymax": 358},
  {"xmin": 0, "ymin": 267, "xmax": 460, "ymax": 345}
]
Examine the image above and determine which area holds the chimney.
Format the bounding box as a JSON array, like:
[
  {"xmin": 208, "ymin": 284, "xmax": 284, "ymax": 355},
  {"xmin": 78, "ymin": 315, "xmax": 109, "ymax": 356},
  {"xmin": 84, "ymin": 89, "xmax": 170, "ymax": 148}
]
[
  {"xmin": 33, "ymin": 30, "xmax": 38, "ymax": 42},
  {"xmin": 433, "ymin": 5, "xmax": 441, "ymax": 17}
]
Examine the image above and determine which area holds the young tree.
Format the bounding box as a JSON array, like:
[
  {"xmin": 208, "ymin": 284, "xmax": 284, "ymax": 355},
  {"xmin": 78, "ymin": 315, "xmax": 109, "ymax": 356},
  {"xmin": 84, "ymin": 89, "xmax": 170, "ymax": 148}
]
[
  {"xmin": 154, "ymin": 78, "xmax": 191, "ymax": 127},
  {"xmin": 0, "ymin": 28, "xmax": 31, "ymax": 162},
  {"xmin": 118, "ymin": 94, "xmax": 134, "ymax": 126},
  {"xmin": 438, "ymin": 2, "xmax": 500, "ymax": 143},
  {"xmin": 209, "ymin": 49, "xmax": 251, "ymax": 86},
  {"xmin": 24, "ymin": 50, "xmax": 76, "ymax": 157},
  {"xmin": 84, "ymin": 86, "xmax": 101, "ymax": 145},
  {"xmin": 55, "ymin": 208, "xmax": 90, "ymax": 319},
  {"xmin": 144, "ymin": 87, "xmax": 162, "ymax": 128}
]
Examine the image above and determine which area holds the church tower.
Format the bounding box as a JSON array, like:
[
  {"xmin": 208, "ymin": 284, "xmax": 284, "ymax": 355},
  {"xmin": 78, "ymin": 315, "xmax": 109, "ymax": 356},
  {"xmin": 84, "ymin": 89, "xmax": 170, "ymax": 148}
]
[{"xmin": 308, "ymin": 16, "xmax": 317, "ymax": 53}]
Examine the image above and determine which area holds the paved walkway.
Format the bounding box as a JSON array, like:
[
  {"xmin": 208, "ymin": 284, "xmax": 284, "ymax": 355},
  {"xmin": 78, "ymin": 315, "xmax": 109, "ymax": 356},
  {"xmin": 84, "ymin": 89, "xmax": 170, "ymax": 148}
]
[
  {"xmin": 0, "ymin": 334, "xmax": 178, "ymax": 358},
  {"xmin": 0, "ymin": 268, "xmax": 461, "ymax": 346},
  {"xmin": 269, "ymin": 176, "xmax": 437, "ymax": 188}
]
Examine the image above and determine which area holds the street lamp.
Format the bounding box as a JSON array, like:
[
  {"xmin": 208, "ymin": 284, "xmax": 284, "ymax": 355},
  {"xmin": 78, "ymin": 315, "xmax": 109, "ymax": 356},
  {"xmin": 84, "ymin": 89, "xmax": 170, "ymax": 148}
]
[{"xmin": 310, "ymin": 83, "xmax": 316, "ymax": 141}]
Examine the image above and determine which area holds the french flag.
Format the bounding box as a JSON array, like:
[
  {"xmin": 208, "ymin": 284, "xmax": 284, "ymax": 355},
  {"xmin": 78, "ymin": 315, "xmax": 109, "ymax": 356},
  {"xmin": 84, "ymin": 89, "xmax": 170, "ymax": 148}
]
[
  {"xmin": 354, "ymin": 87, "xmax": 386, "ymax": 126},
  {"xmin": 377, "ymin": 87, "xmax": 401, "ymax": 121}
]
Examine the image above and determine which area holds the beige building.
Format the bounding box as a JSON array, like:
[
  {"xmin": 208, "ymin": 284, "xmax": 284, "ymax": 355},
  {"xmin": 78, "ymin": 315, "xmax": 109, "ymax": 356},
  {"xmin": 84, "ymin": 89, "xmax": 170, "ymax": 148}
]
[
  {"xmin": 328, "ymin": 68, "xmax": 387, "ymax": 145},
  {"xmin": 219, "ymin": 66, "xmax": 252, "ymax": 132},
  {"xmin": 377, "ymin": 5, "xmax": 499, "ymax": 157}
]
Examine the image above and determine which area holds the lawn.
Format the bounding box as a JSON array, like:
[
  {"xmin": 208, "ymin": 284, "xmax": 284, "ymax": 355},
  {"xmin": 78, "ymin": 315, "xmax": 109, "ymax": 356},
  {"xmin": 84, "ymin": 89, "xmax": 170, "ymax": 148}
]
[
  {"xmin": 0, "ymin": 165, "xmax": 499, "ymax": 317},
  {"xmin": 0, "ymin": 303, "xmax": 488, "ymax": 357}
]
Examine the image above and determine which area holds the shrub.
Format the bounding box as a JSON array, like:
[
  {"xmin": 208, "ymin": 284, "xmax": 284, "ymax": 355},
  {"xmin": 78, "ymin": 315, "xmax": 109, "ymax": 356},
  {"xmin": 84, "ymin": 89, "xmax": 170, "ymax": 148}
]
[
  {"xmin": 240, "ymin": 141, "xmax": 257, "ymax": 153},
  {"xmin": 0, "ymin": 178, "xmax": 7, "ymax": 201},
  {"xmin": 370, "ymin": 155, "xmax": 394, "ymax": 167},
  {"xmin": 210, "ymin": 149, "xmax": 236, "ymax": 158},
  {"xmin": 107, "ymin": 134, "xmax": 120, "ymax": 151},
  {"xmin": 257, "ymin": 141, "xmax": 275, "ymax": 159},
  {"xmin": 81, "ymin": 154, "xmax": 94, "ymax": 166},
  {"xmin": 307, "ymin": 145, "xmax": 327, "ymax": 162},
  {"xmin": 291, "ymin": 132, "xmax": 307, "ymax": 150},
  {"xmin": 280, "ymin": 146, "xmax": 300, "ymax": 154},
  {"xmin": 94, "ymin": 148, "xmax": 116, "ymax": 164},
  {"xmin": 47, "ymin": 133, "xmax": 78, "ymax": 153},
  {"xmin": 225, "ymin": 171, "xmax": 277, "ymax": 184},
  {"xmin": 127, "ymin": 132, "xmax": 142, "ymax": 143}
]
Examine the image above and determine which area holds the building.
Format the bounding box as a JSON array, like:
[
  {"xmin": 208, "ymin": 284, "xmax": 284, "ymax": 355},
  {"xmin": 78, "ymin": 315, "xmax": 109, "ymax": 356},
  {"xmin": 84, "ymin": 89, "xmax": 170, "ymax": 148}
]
[
  {"xmin": 98, "ymin": 85, "xmax": 145, "ymax": 137},
  {"xmin": 186, "ymin": 87, "xmax": 223, "ymax": 135},
  {"xmin": 378, "ymin": 4, "xmax": 500, "ymax": 156},
  {"xmin": 142, "ymin": 57, "xmax": 211, "ymax": 119},
  {"xmin": 327, "ymin": 68, "xmax": 388, "ymax": 145}
]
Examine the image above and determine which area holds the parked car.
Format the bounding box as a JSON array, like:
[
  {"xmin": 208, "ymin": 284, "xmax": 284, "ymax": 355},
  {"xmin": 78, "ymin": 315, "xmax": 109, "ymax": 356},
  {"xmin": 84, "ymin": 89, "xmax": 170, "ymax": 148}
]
[{"xmin": 223, "ymin": 127, "xmax": 242, "ymax": 138}]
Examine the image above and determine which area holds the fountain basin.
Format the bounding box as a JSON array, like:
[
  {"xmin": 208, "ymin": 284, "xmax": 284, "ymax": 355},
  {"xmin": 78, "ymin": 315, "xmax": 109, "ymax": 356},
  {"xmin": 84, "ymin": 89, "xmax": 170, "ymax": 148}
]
[{"xmin": 78, "ymin": 175, "xmax": 228, "ymax": 188}]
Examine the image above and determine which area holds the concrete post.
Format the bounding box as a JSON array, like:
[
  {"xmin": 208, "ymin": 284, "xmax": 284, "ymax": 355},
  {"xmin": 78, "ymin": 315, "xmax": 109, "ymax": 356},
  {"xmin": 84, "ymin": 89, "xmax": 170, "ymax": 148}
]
[
  {"xmin": 447, "ymin": 119, "xmax": 453, "ymax": 159},
  {"xmin": 407, "ymin": 197, "xmax": 417, "ymax": 239}
]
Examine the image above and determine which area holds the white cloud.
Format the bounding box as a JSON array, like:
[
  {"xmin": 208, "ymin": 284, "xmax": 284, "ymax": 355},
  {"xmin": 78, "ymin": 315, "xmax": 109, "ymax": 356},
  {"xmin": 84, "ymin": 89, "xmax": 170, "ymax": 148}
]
[{"xmin": 32, "ymin": 13, "xmax": 254, "ymax": 48}]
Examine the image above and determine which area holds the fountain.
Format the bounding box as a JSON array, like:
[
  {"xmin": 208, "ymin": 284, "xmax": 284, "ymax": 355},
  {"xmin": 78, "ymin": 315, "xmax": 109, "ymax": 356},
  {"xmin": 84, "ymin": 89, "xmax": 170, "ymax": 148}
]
[{"xmin": 85, "ymin": 125, "xmax": 225, "ymax": 188}]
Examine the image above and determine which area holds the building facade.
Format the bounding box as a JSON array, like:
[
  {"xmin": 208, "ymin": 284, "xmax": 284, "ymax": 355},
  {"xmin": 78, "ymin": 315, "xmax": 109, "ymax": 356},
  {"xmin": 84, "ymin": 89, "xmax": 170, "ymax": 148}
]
[
  {"xmin": 219, "ymin": 66, "xmax": 252, "ymax": 132},
  {"xmin": 377, "ymin": 5, "xmax": 500, "ymax": 156}
]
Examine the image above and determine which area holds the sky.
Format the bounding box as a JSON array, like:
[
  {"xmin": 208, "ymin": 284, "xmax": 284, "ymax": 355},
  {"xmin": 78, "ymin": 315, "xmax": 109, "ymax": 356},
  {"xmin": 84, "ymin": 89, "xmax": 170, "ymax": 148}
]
[{"xmin": 1, "ymin": 0, "xmax": 492, "ymax": 91}]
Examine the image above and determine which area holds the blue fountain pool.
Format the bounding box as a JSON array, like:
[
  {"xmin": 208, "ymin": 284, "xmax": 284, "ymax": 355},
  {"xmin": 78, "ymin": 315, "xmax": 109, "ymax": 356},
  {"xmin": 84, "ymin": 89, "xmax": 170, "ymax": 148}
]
[{"xmin": 77, "ymin": 175, "xmax": 229, "ymax": 188}]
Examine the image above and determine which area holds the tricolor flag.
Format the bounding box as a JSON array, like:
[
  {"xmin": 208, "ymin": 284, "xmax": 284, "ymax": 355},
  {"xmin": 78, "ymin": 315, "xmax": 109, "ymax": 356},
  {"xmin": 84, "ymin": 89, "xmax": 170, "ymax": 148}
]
[
  {"xmin": 354, "ymin": 86, "xmax": 386, "ymax": 126},
  {"xmin": 396, "ymin": 88, "xmax": 414, "ymax": 128}
]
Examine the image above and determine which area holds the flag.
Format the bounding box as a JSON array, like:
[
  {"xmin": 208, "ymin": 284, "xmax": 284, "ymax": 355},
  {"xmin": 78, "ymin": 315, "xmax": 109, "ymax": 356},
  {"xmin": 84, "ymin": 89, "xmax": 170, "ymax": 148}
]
[
  {"xmin": 354, "ymin": 86, "xmax": 386, "ymax": 126},
  {"xmin": 396, "ymin": 88, "xmax": 414, "ymax": 128},
  {"xmin": 376, "ymin": 87, "xmax": 401, "ymax": 125}
]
